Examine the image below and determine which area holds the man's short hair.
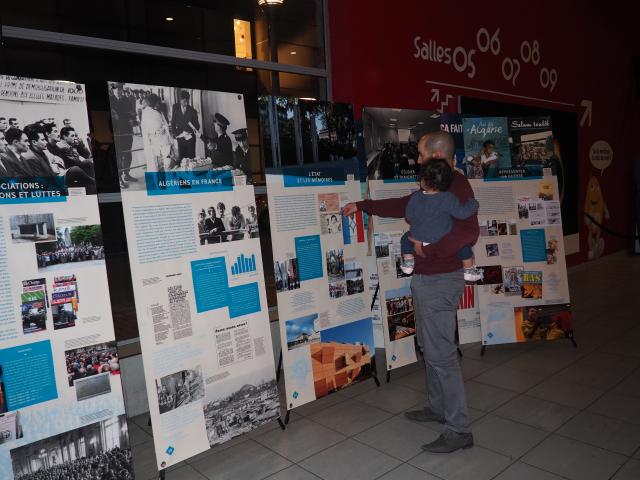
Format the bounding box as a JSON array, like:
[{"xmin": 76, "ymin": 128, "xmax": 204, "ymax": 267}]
[
  {"xmin": 8, "ymin": 117, "xmax": 18, "ymax": 125},
  {"xmin": 63, "ymin": 118, "xmax": 71, "ymax": 123},
  {"xmin": 420, "ymin": 157, "xmax": 453, "ymax": 192},
  {"xmin": 24, "ymin": 124, "xmax": 45, "ymax": 144},
  {"xmin": 43, "ymin": 123, "xmax": 57, "ymax": 136},
  {"xmin": 0, "ymin": 117, "xmax": 5, "ymax": 121},
  {"xmin": 179, "ymin": 90, "xmax": 190, "ymax": 100},
  {"xmin": 4, "ymin": 127, "xmax": 23, "ymax": 145},
  {"xmin": 421, "ymin": 131, "xmax": 455, "ymax": 160},
  {"xmin": 60, "ymin": 126, "xmax": 75, "ymax": 139}
]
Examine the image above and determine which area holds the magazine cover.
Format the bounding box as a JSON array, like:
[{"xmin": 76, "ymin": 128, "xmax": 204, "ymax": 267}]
[
  {"xmin": 462, "ymin": 117, "xmax": 511, "ymax": 180},
  {"xmin": 508, "ymin": 116, "xmax": 554, "ymax": 178}
]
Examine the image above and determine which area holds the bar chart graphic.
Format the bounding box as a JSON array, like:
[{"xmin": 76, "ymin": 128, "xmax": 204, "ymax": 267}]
[{"xmin": 231, "ymin": 253, "xmax": 257, "ymax": 275}]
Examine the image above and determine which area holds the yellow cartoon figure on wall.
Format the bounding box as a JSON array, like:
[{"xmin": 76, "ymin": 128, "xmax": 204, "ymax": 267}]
[{"xmin": 584, "ymin": 175, "xmax": 610, "ymax": 260}]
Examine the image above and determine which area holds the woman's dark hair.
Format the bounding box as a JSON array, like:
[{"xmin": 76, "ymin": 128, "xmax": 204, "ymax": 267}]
[
  {"xmin": 146, "ymin": 93, "xmax": 160, "ymax": 108},
  {"xmin": 419, "ymin": 158, "xmax": 453, "ymax": 192}
]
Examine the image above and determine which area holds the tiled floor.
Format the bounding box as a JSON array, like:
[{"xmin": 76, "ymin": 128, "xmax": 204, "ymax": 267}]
[{"xmin": 130, "ymin": 251, "xmax": 640, "ymax": 480}]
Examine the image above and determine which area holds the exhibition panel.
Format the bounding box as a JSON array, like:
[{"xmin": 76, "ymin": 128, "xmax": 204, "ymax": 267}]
[
  {"xmin": 107, "ymin": 82, "xmax": 278, "ymax": 470},
  {"xmin": 0, "ymin": 75, "xmax": 132, "ymax": 480}
]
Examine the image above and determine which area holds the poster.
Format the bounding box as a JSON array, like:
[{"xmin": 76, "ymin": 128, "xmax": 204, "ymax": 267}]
[
  {"xmin": 266, "ymin": 164, "xmax": 375, "ymax": 409},
  {"xmin": 108, "ymin": 82, "xmax": 278, "ymax": 470},
  {"xmin": 462, "ymin": 117, "xmax": 512, "ymax": 180},
  {"xmin": 471, "ymin": 175, "xmax": 572, "ymax": 345},
  {"xmin": 508, "ymin": 117, "xmax": 554, "ymax": 178},
  {"xmin": 368, "ymin": 180, "xmax": 420, "ymax": 369},
  {"xmin": 258, "ymin": 96, "xmax": 357, "ymax": 171},
  {"xmin": 0, "ymin": 75, "xmax": 132, "ymax": 479}
]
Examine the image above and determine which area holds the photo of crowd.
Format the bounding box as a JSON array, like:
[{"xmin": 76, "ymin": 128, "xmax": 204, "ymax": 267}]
[
  {"xmin": 108, "ymin": 82, "xmax": 251, "ymax": 190},
  {"xmin": 155, "ymin": 368, "xmax": 204, "ymax": 415},
  {"xmin": 361, "ymin": 107, "xmax": 441, "ymax": 180},
  {"xmin": 65, "ymin": 341, "xmax": 120, "ymax": 387},
  {"xmin": 0, "ymin": 88, "xmax": 97, "ymax": 193},
  {"xmin": 9, "ymin": 214, "xmax": 56, "ymax": 243},
  {"xmin": 35, "ymin": 224, "xmax": 105, "ymax": 272},
  {"xmin": 274, "ymin": 258, "xmax": 300, "ymax": 292},
  {"xmin": 385, "ymin": 286, "xmax": 416, "ymax": 341},
  {"xmin": 196, "ymin": 201, "xmax": 259, "ymax": 245},
  {"xmin": 11, "ymin": 415, "xmax": 132, "ymax": 480}
]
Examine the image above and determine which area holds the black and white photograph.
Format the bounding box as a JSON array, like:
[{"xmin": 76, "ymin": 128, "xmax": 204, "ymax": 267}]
[
  {"xmin": 508, "ymin": 220, "xmax": 518, "ymax": 235},
  {"xmin": 74, "ymin": 372, "xmax": 112, "ymax": 401},
  {"xmin": 0, "ymin": 411, "xmax": 24, "ymax": 445},
  {"xmin": 274, "ymin": 258, "xmax": 300, "ymax": 292},
  {"xmin": 108, "ymin": 82, "xmax": 251, "ymax": 191},
  {"xmin": 374, "ymin": 234, "xmax": 390, "ymax": 258},
  {"xmin": 497, "ymin": 222, "xmax": 508, "ymax": 235},
  {"xmin": 9, "ymin": 214, "xmax": 56, "ymax": 243},
  {"xmin": 10, "ymin": 414, "xmax": 132, "ymax": 480},
  {"xmin": 488, "ymin": 220, "xmax": 498, "ymax": 236},
  {"xmin": 0, "ymin": 76, "xmax": 97, "ymax": 194},
  {"xmin": 486, "ymin": 243, "xmax": 500, "ymax": 257},
  {"xmin": 195, "ymin": 197, "xmax": 259, "ymax": 245},
  {"xmin": 320, "ymin": 213, "xmax": 342, "ymax": 235},
  {"xmin": 203, "ymin": 365, "xmax": 279, "ymax": 446},
  {"xmin": 258, "ymin": 96, "xmax": 357, "ymax": 169},
  {"xmin": 155, "ymin": 367, "xmax": 204, "ymax": 415},
  {"xmin": 345, "ymin": 260, "xmax": 364, "ymax": 295},
  {"xmin": 65, "ymin": 341, "xmax": 120, "ymax": 387},
  {"xmin": 326, "ymin": 248, "xmax": 344, "ymax": 281},
  {"xmin": 517, "ymin": 197, "xmax": 530, "ymax": 219},
  {"xmin": 362, "ymin": 107, "xmax": 442, "ymax": 180},
  {"xmin": 35, "ymin": 224, "xmax": 105, "ymax": 272}
]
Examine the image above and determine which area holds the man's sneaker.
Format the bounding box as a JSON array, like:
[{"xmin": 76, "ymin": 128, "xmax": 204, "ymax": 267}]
[
  {"xmin": 404, "ymin": 408, "xmax": 445, "ymax": 424},
  {"xmin": 400, "ymin": 257, "xmax": 415, "ymax": 275},
  {"xmin": 464, "ymin": 266, "xmax": 483, "ymax": 282},
  {"xmin": 421, "ymin": 431, "xmax": 474, "ymax": 453}
]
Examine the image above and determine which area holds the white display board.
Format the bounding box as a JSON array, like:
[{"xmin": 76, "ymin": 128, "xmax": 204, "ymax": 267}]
[
  {"xmin": 108, "ymin": 82, "xmax": 278, "ymax": 470},
  {"xmin": 266, "ymin": 165, "xmax": 375, "ymax": 410},
  {"xmin": 367, "ymin": 179, "xmax": 421, "ymax": 369},
  {"xmin": 0, "ymin": 76, "xmax": 132, "ymax": 479},
  {"xmin": 471, "ymin": 175, "xmax": 572, "ymax": 345}
]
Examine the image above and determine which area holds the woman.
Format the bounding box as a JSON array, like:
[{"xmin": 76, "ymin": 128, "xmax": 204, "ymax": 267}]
[
  {"xmin": 141, "ymin": 93, "xmax": 174, "ymax": 172},
  {"xmin": 228, "ymin": 205, "xmax": 246, "ymax": 241}
]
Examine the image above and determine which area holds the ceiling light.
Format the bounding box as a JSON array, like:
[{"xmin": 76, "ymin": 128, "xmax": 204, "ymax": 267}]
[
  {"xmin": 417, "ymin": 121, "xmax": 424, "ymax": 125},
  {"xmin": 389, "ymin": 118, "xmax": 397, "ymax": 121},
  {"xmin": 258, "ymin": 0, "xmax": 284, "ymax": 6},
  {"xmin": 290, "ymin": 51, "xmax": 297, "ymax": 55},
  {"xmin": 165, "ymin": 17, "xmax": 174, "ymax": 21},
  {"xmin": 299, "ymin": 97, "xmax": 317, "ymax": 101}
]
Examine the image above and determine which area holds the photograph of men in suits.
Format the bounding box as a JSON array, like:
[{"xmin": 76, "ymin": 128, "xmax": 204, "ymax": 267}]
[
  {"xmin": 109, "ymin": 82, "xmax": 138, "ymax": 189},
  {"xmin": 171, "ymin": 90, "xmax": 200, "ymax": 161}
]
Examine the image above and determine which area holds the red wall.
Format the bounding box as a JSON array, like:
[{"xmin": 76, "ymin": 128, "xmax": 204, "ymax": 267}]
[{"xmin": 328, "ymin": 0, "xmax": 640, "ymax": 266}]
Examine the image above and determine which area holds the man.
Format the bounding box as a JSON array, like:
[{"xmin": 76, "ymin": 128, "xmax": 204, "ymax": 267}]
[
  {"xmin": 217, "ymin": 202, "xmax": 230, "ymax": 241},
  {"xmin": 62, "ymin": 118, "xmax": 72, "ymax": 128},
  {"xmin": 170, "ymin": 90, "xmax": 200, "ymax": 160},
  {"xmin": 22, "ymin": 124, "xmax": 56, "ymax": 176},
  {"xmin": 8, "ymin": 118, "xmax": 20, "ymax": 129},
  {"xmin": 0, "ymin": 131, "xmax": 10, "ymax": 176},
  {"xmin": 232, "ymin": 127, "xmax": 250, "ymax": 176},
  {"xmin": 1, "ymin": 127, "xmax": 32, "ymax": 176},
  {"xmin": 203, "ymin": 113, "xmax": 233, "ymax": 168},
  {"xmin": 57, "ymin": 127, "xmax": 93, "ymax": 172},
  {"xmin": 110, "ymin": 82, "xmax": 138, "ymax": 188},
  {"xmin": 343, "ymin": 131, "xmax": 479, "ymax": 453},
  {"xmin": 0, "ymin": 117, "xmax": 8, "ymax": 133}
]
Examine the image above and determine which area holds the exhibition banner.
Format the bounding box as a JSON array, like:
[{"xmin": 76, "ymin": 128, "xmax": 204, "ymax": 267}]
[
  {"xmin": 108, "ymin": 82, "xmax": 278, "ymax": 469},
  {"xmin": 0, "ymin": 76, "xmax": 132, "ymax": 479},
  {"xmin": 471, "ymin": 175, "xmax": 572, "ymax": 345},
  {"xmin": 266, "ymin": 164, "xmax": 375, "ymax": 409},
  {"xmin": 368, "ymin": 179, "xmax": 420, "ymax": 369}
]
